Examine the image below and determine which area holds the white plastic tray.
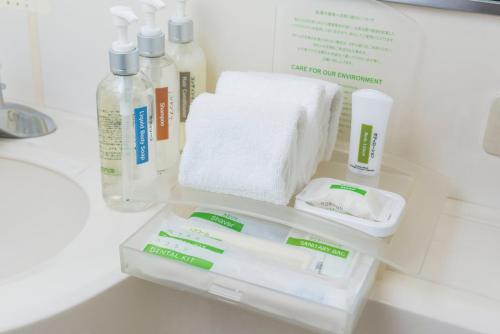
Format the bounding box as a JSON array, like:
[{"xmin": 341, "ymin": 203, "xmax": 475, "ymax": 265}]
[{"xmin": 167, "ymin": 151, "xmax": 448, "ymax": 275}]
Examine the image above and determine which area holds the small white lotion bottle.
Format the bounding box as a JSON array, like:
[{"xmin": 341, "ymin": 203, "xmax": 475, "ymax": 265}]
[
  {"xmin": 166, "ymin": 0, "xmax": 207, "ymax": 150},
  {"xmin": 96, "ymin": 6, "xmax": 156, "ymax": 212},
  {"xmin": 138, "ymin": 0, "xmax": 180, "ymax": 190},
  {"xmin": 348, "ymin": 89, "xmax": 393, "ymax": 176}
]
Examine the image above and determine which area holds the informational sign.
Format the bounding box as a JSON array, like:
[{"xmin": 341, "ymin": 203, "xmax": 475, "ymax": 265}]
[{"xmin": 273, "ymin": 0, "xmax": 423, "ymax": 144}]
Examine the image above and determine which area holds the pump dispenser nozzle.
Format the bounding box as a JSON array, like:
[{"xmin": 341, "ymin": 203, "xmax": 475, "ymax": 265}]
[
  {"xmin": 140, "ymin": 0, "xmax": 165, "ymax": 37},
  {"xmin": 138, "ymin": 0, "xmax": 166, "ymax": 57},
  {"xmin": 110, "ymin": 6, "xmax": 138, "ymax": 53},
  {"xmin": 174, "ymin": 0, "xmax": 187, "ymax": 21},
  {"xmin": 168, "ymin": 0, "xmax": 193, "ymax": 44},
  {"xmin": 109, "ymin": 6, "xmax": 139, "ymax": 75}
]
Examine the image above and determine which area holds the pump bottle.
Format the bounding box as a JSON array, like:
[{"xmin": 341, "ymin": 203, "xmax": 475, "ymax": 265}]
[
  {"xmin": 166, "ymin": 0, "xmax": 206, "ymax": 149},
  {"xmin": 96, "ymin": 6, "xmax": 156, "ymax": 212},
  {"xmin": 138, "ymin": 0, "xmax": 180, "ymax": 185}
]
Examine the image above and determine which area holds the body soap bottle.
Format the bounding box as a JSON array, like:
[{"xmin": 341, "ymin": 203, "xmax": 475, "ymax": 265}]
[
  {"xmin": 96, "ymin": 6, "xmax": 156, "ymax": 212},
  {"xmin": 138, "ymin": 0, "xmax": 180, "ymax": 185},
  {"xmin": 166, "ymin": 0, "xmax": 206, "ymax": 149}
]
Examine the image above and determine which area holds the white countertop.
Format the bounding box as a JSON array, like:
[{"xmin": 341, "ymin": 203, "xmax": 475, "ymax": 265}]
[
  {"xmin": 371, "ymin": 198, "xmax": 500, "ymax": 334},
  {"xmin": 0, "ymin": 107, "xmax": 162, "ymax": 331}
]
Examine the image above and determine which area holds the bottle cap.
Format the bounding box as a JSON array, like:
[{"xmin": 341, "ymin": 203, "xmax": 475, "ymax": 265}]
[{"xmin": 168, "ymin": 0, "xmax": 193, "ymax": 44}]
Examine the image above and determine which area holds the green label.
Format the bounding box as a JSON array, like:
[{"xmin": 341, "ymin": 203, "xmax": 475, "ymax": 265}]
[
  {"xmin": 143, "ymin": 244, "xmax": 214, "ymax": 270},
  {"xmin": 101, "ymin": 167, "xmax": 119, "ymax": 176},
  {"xmin": 159, "ymin": 231, "xmax": 224, "ymax": 254},
  {"xmin": 357, "ymin": 124, "xmax": 373, "ymax": 164},
  {"xmin": 330, "ymin": 184, "xmax": 367, "ymax": 196},
  {"xmin": 190, "ymin": 212, "xmax": 244, "ymax": 232},
  {"xmin": 286, "ymin": 237, "xmax": 349, "ymax": 259}
]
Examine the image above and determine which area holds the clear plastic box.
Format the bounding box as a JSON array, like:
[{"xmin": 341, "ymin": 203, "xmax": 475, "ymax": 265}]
[{"xmin": 121, "ymin": 205, "xmax": 379, "ymax": 334}]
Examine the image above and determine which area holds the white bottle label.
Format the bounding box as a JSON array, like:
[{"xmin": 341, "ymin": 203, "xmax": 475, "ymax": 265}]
[
  {"xmin": 98, "ymin": 108, "xmax": 121, "ymax": 176},
  {"xmin": 134, "ymin": 106, "xmax": 149, "ymax": 165},
  {"xmin": 180, "ymin": 71, "xmax": 193, "ymax": 122}
]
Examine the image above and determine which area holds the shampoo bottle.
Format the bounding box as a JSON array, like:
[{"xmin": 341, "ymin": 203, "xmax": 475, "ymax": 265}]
[
  {"xmin": 166, "ymin": 0, "xmax": 206, "ymax": 149},
  {"xmin": 348, "ymin": 89, "xmax": 393, "ymax": 176},
  {"xmin": 138, "ymin": 0, "xmax": 180, "ymax": 184},
  {"xmin": 96, "ymin": 6, "xmax": 156, "ymax": 212}
]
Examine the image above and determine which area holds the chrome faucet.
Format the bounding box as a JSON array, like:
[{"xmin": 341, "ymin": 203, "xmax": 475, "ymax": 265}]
[{"xmin": 0, "ymin": 75, "xmax": 56, "ymax": 138}]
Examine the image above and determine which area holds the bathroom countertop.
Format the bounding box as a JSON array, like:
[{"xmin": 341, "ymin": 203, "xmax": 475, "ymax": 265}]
[
  {"xmin": 1, "ymin": 108, "xmax": 500, "ymax": 333},
  {"xmin": 372, "ymin": 268, "xmax": 500, "ymax": 334},
  {"xmin": 368, "ymin": 198, "xmax": 500, "ymax": 334},
  {"xmin": 0, "ymin": 107, "xmax": 163, "ymax": 331}
]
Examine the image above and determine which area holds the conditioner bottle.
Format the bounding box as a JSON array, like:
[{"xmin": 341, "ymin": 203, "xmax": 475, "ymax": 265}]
[{"xmin": 166, "ymin": 0, "xmax": 206, "ymax": 150}]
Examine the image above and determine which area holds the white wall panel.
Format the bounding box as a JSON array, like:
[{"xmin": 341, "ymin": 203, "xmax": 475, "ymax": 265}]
[
  {"xmin": 0, "ymin": 8, "xmax": 36, "ymax": 105},
  {"xmin": 37, "ymin": 0, "xmax": 170, "ymax": 117}
]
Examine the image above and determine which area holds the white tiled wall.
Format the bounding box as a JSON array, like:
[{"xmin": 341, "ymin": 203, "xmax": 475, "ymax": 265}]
[
  {"xmin": 2, "ymin": 0, "xmax": 500, "ymax": 208},
  {"xmin": 0, "ymin": 8, "xmax": 36, "ymax": 104},
  {"xmin": 37, "ymin": 0, "xmax": 132, "ymax": 116}
]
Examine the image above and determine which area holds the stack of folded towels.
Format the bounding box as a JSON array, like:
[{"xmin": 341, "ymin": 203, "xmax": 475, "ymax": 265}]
[{"xmin": 178, "ymin": 71, "xmax": 343, "ymax": 205}]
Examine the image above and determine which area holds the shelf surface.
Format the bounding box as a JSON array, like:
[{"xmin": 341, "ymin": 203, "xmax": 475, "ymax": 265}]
[{"xmin": 168, "ymin": 151, "xmax": 448, "ymax": 275}]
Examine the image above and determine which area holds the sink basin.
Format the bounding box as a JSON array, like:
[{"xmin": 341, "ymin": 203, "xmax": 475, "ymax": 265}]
[
  {"xmin": 0, "ymin": 110, "xmax": 163, "ymax": 333},
  {"xmin": 0, "ymin": 158, "xmax": 89, "ymax": 281}
]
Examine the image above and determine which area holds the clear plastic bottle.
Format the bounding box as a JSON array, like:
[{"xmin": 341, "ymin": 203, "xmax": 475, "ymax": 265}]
[
  {"xmin": 140, "ymin": 57, "xmax": 179, "ymax": 174},
  {"xmin": 138, "ymin": 0, "xmax": 180, "ymax": 191},
  {"xmin": 96, "ymin": 6, "xmax": 156, "ymax": 212},
  {"xmin": 166, "ymin": 0, "xmax": 207, "ymax": 150}
]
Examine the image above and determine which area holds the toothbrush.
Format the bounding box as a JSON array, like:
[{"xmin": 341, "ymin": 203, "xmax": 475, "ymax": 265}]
[{"xmin": 165, "ymin": 215, "xmax": 313, "ymax": 270}]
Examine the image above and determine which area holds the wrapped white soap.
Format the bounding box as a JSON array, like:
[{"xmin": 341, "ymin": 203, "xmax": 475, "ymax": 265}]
[
  {"xmin": 295, "ymin": 178, "xmax": 406, "ymax": 237},
  {"xmin": 298, "ymin": 180, "xmax": 388, "ymax": 221}
]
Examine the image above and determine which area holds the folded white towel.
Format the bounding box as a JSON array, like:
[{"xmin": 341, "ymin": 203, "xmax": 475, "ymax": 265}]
[
  {"xmin": 178, "ymin": 93, "xmax": 306, "ymax": 205},
  {"xmin": 297, "ymin": 77, "xmax": 343, "ymax": 161},
  {"xmin": 245, "ymin": 72, "xmax": 343, "ymax": 161},
  {"xmin": 216, "ymin": 71, "xmax": 326, "ymax": 187}
]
